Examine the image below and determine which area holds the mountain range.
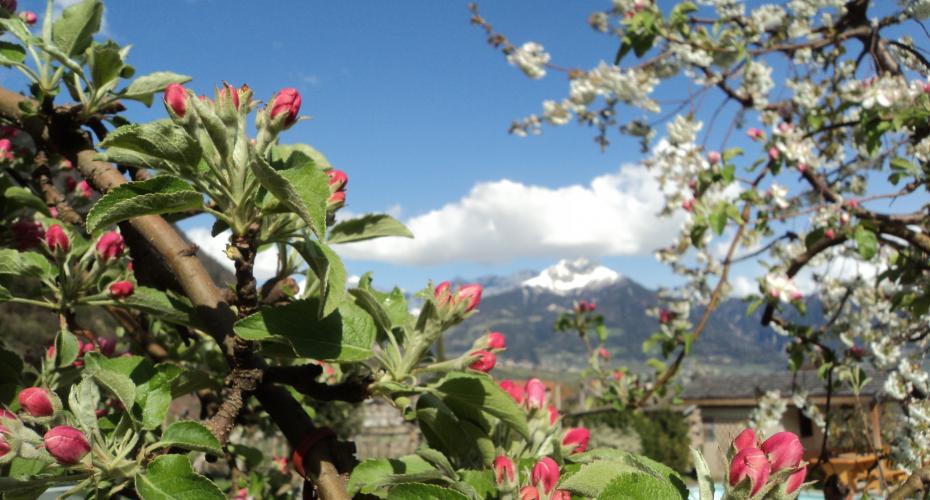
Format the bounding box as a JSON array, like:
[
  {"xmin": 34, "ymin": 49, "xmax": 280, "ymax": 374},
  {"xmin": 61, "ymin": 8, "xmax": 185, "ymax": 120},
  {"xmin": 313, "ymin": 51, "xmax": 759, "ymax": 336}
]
[{"xmin": 444, "ymin": 258, "xmax": 796, "ymax": 373}]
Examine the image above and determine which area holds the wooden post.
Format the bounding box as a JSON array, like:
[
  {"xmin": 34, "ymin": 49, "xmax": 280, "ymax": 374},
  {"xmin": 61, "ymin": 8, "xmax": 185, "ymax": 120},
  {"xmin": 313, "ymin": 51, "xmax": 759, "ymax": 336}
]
[{"xmin": 870, "ymin": 400, "xmax": 882, "ymax": 450}]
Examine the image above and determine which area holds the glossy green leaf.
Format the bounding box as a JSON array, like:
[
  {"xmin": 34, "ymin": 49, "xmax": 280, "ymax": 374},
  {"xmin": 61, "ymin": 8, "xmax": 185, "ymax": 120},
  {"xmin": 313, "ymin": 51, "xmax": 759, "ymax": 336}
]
[
  {"xmin": 429, "ymin": 372, "xmax": 529, "ymax": 439},
  {"xmin": 252, "ymin": 154, "xmax": 327, "ymax": 240},
  {"xmin": 297, "ymin": 240, "xmax": 346, "ymax": 317},
  {"xmin": 114, "ymin": 286, "xmax": 194, "ymax": 326},
  {"xmin": 595, "ymin": 472, "xmax": 686, "ymax": 500},
  {"xmin": 153, "ymin": 421, "xmax": 223, "ymax": 455},
  {"xmin": 4, "ymin": 187, "xmax": 51, "ymax": 216},
  {"xmin": 348, "ymin": 455, "xmax": 434, "ymax": 497},
  {"xmin": 234, "ymin": 298, "xmax": 375, "ymax": 362},
  {"xmin": 98, "ymin": 121, "xmax": 202, "ymax": 175},
  {"xmin": 0, "ymin": 41, "xmax": 26, "ymax": 65},
  {"xmin": 85, "ymin": 176, "xmax": 202, "ymax": 233},
  {"xmin": 122, "ymin": 72, "xmax": 192, "ymax": 107},
  {"xmin": 387, "ymin": 483, "xmax": 468, "ymax": 500},
  {"xmin": 68, "ymin": 379, "xmax": 100, "ymax": 436},
  {"xmin": 854, "ymin": 225, "xmax": 878, "ymax": 260},
  {"xmin": 0, "ymin": 250, "xmax": 51, "ymax": 279},
  {"xmin": 53, "ymin": 329, "xmax": 80, "ymax": 368},
  {"xmin": 328, "ymin": 214, "xmax": 413, "ymax": 244},
  {"xmin": 135, "ymin": 455, "xmax": 225, "ymax": 500},
  {"xmin": 51, "ymin": 0, "xmax": 102, "ymax": 57},
  {"xmin": 82, "ymin": 352, "xmax": 135, "ymax": 415},
  {"xmin": 89, "ymin": 41, "xmax": 123, "ymax": 90}
]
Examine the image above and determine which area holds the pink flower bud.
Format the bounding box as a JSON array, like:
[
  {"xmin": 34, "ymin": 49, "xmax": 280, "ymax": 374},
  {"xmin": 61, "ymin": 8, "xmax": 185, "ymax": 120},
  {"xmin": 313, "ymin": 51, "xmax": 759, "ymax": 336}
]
[
  {"xmin": 64, "ymin": 177, "xmax": 77, "ymax": 192},
  {"xmin": 11, "ymin": 219, "xmax": 44, "ymax": 250},
  {"xmin": 847, "ymin": 345, "xmax": 865, "ymax": 360},
  {"xmin": 747, "ymin": 128, "xmax": 765, "ymax": 140},
  {"xmin": 707, "ymin": 151, "xmax": 721, "ymax": 164},
  {"xmin": 327, "ymin": 190, "xmax": 346, "ymax": 210},
  {"xmin": 562, "ymin": 427, "xmax": 590, "ymax": 454},
  {"xmin": 76, "ymin": 180, "xmax": 92, "ymax": 199},
  {"xmin": 0, "ymin": 138, "xmax": 12, "ymax": 160},
  {"xmin": 531, "ymin": 457, "xmax": 560, "ymax": 494},
  {"xmin": 729, "ymin": 447, "xmax": 770, "ymax": 496},
  {"xmin": 597, "ymin": 347, "xmax": 610, "ymax": 360},
  {"xmin": 327, "ymin": 169, "xmax": 348, "ymax": 192},
  {"xmin": 108, "ymin": 280, "xmax": 135, "ymax": 300},
  {"xmin": 98, "ymin": 338, "xmax": 116, "ymax": 357},
  {"xmin": 494, "ymin": 455, "xmax": 515, "ymax": 485},
  {"xmin": 761, "ymin": 431, "xmax": 804, "ymax": 471},
  {"xmin": 778, "ymin": 122, "xmax": 793, "ymax": 134},
  {"xmin": 839, "ymin": 212, "xmax": 850, "ymax": 225},
  {"xmin": 43, "ymin": 426, "xmax": 90, "ymax": 465},
  {"xmin": 520, "ymin": 486, "xmax": 539, "ymax": 500},
  {"xmin": 18, "ymin": 387, "xmax": 54, "ymax": 417},
  {"xmin": 547, "ymin": 404, "xmax": 559, "ymax": 425},
  {"xmin": 923, "ymin": 82, "xmax": 930, "ymax": 94},
  {"xmin": 796, "ymin": 162, "xmax": 808, "ymax": 173},
  {"xmin": 468, "ymin": 350, "xmax": 496, "ymax": 372},
  {"xmin": 164, "ymin": 83, "xmax": 188, "ymax": 118},
  {"xmin": 551, "ymin": 491, "xmax": 572, "ymax": 500},
  {"xmin": 732, "ymin": 428, "xmax": 759, "ymax": 452},
  {"xmin": 845, "ymin": 199, "xmax": 859, "ymax": 209},
  {"xmin": 434, "ymin": 281, "xmax": 452, "ymax": 306},
  {"xmin": 612, "ymin": 370, "xmax": 623, "ymax": 381},
  {"xmin": 768, "ymin": 147, "xmax": 779, "ymax": 160},
  {"xmin": 456, "ymin": 284, "xmax": 482, "ymax": 312},
  {"xmin": 786, "ymin": 466, "xmax": 807, "ymax": 493},
  {"xmin": 499, "ymin": 380, "xmax": 525, "ymax": 405},
  {"xmin": 46, "ymin": 224, "xmax": 69, "ymax": 253},
  {"xmin": 49, "ymin": 207, "xmax": 58, "ymax": 218},
  {"xmin": 485, "ymin": 332, "xmax": 506, "ymax": 350},
  {"xmin": 658, "ymin": 308, "xmax": 673, "ymax": 324},
  {"xmin": 218, "ymin": 82, "xmax": 240, "ymax": 110},
  {"xmin": 526, "ymin": 378, "xmax": 546, "ymax": 409},
  {"xmin": 79, "ymin": 340, "xmax": 95, "ymax": 357},
  {"xmin": 95, "ymin": 231, "xmax": 125, "ymax": 261},
  {"xmin": 0, "ymin": 408, "xmax": 15, "ymax": 421},
  {"xmin": 270, "ymin": 88, "xmax": 301, "ymax": 127},
  {"xmin": 0, "ymin": 436, "xmax": 8, "ymax": 458},
  {"xmin": 0, "ymin": 1, "xmax": 16, "ymax": 13},
  {"xmin": 19, "ymin": 10, "xmax": 36, "ymax": 24},
  {"xmin": 682, "ymin": 198, "xmax": 695, "ymax": 212},
  {"xmin": 824, "ymin": 229, "xmax": 835, "ymax": 239}
]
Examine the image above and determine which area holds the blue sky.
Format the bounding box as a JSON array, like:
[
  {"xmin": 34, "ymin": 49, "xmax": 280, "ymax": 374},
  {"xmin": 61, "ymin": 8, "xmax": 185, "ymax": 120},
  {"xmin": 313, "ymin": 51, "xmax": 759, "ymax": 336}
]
[{"xmin": 16, "ymin": 1, "xmax": 922, "ymax": 293}]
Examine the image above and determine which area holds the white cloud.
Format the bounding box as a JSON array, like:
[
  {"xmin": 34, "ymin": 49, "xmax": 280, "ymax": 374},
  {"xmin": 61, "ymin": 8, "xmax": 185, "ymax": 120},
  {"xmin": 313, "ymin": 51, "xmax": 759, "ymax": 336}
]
[{"xmin": 336, "ymin": 164, "xmax": 685, "ymax": 265}]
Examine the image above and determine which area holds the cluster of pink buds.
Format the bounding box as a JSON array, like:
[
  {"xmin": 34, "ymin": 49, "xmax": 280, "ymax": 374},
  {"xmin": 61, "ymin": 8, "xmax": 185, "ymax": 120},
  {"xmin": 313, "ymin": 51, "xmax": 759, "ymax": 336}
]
[
  {"xmin": 575, "ymin": 300, "xmax": 596, "ymax": 313},
  {"xmin": 327, "ymin": 169, "xmax": 348, "ymax": 211},
  {"xmin": 728, "ymin": 429, "xmax": 807, "ymax": 496},
  {"xmin": 561, "ymin": 427, "xmax": 590, "ymax": 454},
  {"xmin": 520, "ymin": 457, "xmax": 570, "ymax": 499},
  {"xmin": 499, "ymin": 378, "xmax": 562, "ymax": 425},
  {"xmin": 95, "ymin": 231, "xmax": 125, "ymax": 262},
  {"xmin": 45, "ymin": 224, "xmax": 69, "ymax": 254},
  {"xmin": 433, "ymin": 281, "xmax": 483, "ymax": 317}
]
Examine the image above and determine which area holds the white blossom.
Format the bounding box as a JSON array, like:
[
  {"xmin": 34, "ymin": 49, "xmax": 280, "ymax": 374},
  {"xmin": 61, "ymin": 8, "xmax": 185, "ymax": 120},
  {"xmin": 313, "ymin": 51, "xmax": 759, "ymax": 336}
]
[
  {"xmin": 542, "ymin": 100, "xmax": 572, "ymax": 126},
  {"xmin": 507, "ymin": 42, "xmax": 550, "ymax": 80}
]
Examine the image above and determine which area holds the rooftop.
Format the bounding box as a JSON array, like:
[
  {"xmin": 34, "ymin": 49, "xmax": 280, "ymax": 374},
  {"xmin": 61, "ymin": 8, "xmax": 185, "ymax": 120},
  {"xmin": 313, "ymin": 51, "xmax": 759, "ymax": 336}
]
[{"xmin": 680, "ymin": 370, "xmax": 884, "ymax": 403}]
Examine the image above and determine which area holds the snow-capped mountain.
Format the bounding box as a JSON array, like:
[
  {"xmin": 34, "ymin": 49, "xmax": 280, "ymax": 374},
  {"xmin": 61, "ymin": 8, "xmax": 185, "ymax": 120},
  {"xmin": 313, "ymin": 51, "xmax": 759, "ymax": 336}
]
[{"xmin": 522, "ymin": 258, "xmax": 622, "ymax": 294}]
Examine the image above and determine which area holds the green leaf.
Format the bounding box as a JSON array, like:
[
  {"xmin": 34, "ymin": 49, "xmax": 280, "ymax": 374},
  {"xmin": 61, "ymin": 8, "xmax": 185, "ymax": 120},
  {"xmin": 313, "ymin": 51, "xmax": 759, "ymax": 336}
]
[
  {"xmin": 854, "ymin": 225, "xmax": 878, "ymax": 260},
  {"xmin": 416, "ymin": 394, "xmax": 495, "ymax": 468},
  {"xmin": 387, "ymin": 483, "xmax": 468, "ymax": 500},
  {"xmin": 54, "ymin": 329, "xmax": 80, "ymax": 368},
  {"xmin": 122, "ymin": 72, "xmax": 192, "ymax": 107},
  {"xmin": 51, "ymin": 0, "xmax": 102, "ymax": 57},
  {"xmin": 88, "ymin": 41, "xmax": 123, "ymax": 90},
  {"xmin": 0, "ymin": 41, "xmax": 25, "ymax": 66},
  {"xmin": 709, "ymin": 203, "xmax": 728, "ymax": 235},
  {"xmin": 83, "ymin": 352, "xmax": 136, "ymax": 415},
  {"xmin": 253, "ymin": 152, "xmax": 328, "ymax": 240},
  {"xmin": 137, "ymin": 364, "xmax": 183, "ymax": 430},
  {"xmin": 115, "ymin": 286, "xmax": 194, "ymax": 326},
  {"xmin": 595, "ymin": 472, "xmax": 686, "ymax": 500},
  {"xmin": 348, "ymin": 455, "xmax": 434, "ymax": 497},
  {"xmin": 296, "ymin": 240, "xmax": 346, "ymax": 317},
  {"xmin": 98, "ymin": 121, "xmax": 202, "ymax": 175},
  {"xmin": 691, "ymin": 448, "xmax": 714, "ymax": 500},
  {"xmin": 272, "ymin": 143, "xmax": 333, "ymax": 170},
  {"xmin": 68, "ymin": 378, "xmax": 100, "ymax": 436},
  {"xmin": 153, "ymin": 421, "xmax": 223, "ymax": 455},
  {"xmin": 0, "ymin": 250, "xmax": 52, "ymax": 279},
  {"xmin": 349, "ymin": 288, "xmax": 393, "ymax": 334},
  {"xmin": 560, "ymin": 453, "xmax": 687, "ymax": 499},
  {"xmin": 429, "ymin": 372, "xmax": 529, "ymax": 439},
  {"xmin": 135, "ymin": 454, "xmax": 225, "ymax": 500},
  {"xmin": 234, "ymin": 298, "xmax": 375, "ymax": 362},
  {"xmin": 328, "ymin": 214, "xmax": 414, "ymax": 244},
  {"xmin": 85, "ymin": 176, "xmax": 202, "ymax": 233},
  {"xmin": 4, "ymin": 187, "xmax": 51, "ymax": 216}
]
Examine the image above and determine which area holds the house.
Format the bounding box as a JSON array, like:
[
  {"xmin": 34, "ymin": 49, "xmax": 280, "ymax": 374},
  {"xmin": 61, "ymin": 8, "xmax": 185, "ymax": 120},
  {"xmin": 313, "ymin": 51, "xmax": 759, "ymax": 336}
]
[{"xmin": 681, "ymin": 370, "xmax": 887, "ymax": 482}]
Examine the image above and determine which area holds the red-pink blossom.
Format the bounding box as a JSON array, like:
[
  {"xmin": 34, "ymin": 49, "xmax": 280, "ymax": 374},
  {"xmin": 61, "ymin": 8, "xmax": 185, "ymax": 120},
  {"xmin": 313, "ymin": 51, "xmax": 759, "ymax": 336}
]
[
  {"xmin": 825, "ymin": 229, "xmax": 835, "ymax": 239},
  {"xmin": 109, "ymin": 280, "xmax": 135, "ymax": 300},
  {"xmin": 761, "ymin": 431, "xmax": 804, "ymax": 471},
  {"xmin": 707, "ymin": 151, "xmax": 721, "ymax": 164},
  {"xmin": 456, "ymin": 284, "xmax": 483, "ymax": 312},
  {"xmin": 562, "ymin": 427, "xmax": 590, "ymax": 454},
  {"xmin": 11, "ymin": 219, "xmax": 44, "ymax": 250},
  {"xmin": 219, "ymin": 82, "xmax": 241, "ymax": 110},
  {"xmin": 0, "ymin": 138, "xmax": 12, "ymax": 160},
  {"xmin": 468, "ymin": 350, "xmax": 496, "ymax": 372},
  {"xmin": 327, "ymin": 169, "xmax": 348, "ymax": 192},
  {"xmin": 164, "ymin": 83, "xmax": 188, "ymax": 117},
  {"xmin": 526, "ymin": 378, "xmax": 546, "ymax": 408},
  {"xmin": 19, "ymin": 10, "xmax": 36, "ymax": 24},
  {"xmin": 597, "ymin": 347, "xmax": 610, "ymax": 360},
  {"xmin": 768, "ymin": 147, "xmax": 780, "ymax": 160},
  {"xmin": 98, "ymin": 338, "xmax": 117, "ymax": 357},
  {"xmin": 0, "ymin": 435, "xmax": 8, "ymax": 458},
  {"xmin": 44, "ymin": 426, "xmax": 90, "ymax": 465},
  {"xmin": 493, "ymin": 455, "xmax": 515, "ymax": 485},
  {"xmin": 499, "ymin": 380, "xmax": 525, "ymax": 405},
  {"xmin": 729, "ymin": 447, "xmax": 770, "ymax": 496},
  {"xmin": 46, "ymin": 224, "xmax": 69, "ymax": 253},
  {"xmin": 682, "ymin": 198, "xmax": 695, "ymax": 212},
  {"xmin": 747, "ymin": 128, "xmax": 766, "ymax": 140},
  {"xmin": 732, "ymin": 428, "xmax": 759, "ymax": 452},
  {"xmin": 485, "ymin": 332, "xmax": 506, "ymax": 350},
  {"xmin": 434, "ymin": 281, "xmax": 452, "ymax": 306},
  {"xmin": 76, "ymin": 180, "xmax": 92, "ymax": 199},
  {"xmin": 658, "ymin": 308, "xmax": 673, "ymax": 324},
  {"xmin": 95, "ymin": 231, "xmax": 125, "ymax": 261},
  {"xmin": 328, "ymin": 190, "xmax": 346, "ymax": 209},
  {"xmin": 531, "ymin": 457, "xmax": 560, "ymax": 494},
  {"xmin": 270, "ymin": 88, "xmax": 301, "ymax": 127},
  {"xmin": 0, "ymin": 408, "xmax": 15, "ymax": 421},
  {"xmin": 547, "ymin": 404, "xmax": 559, "ymax": 425},
  {"xmin": 519, "ymin": 486, "xmax": 539, "ymax": 500},
  {"xmin": 786, "ymin": 466, "xmax": 807, "ymax": 493},
  {"xmin": 18, "ymin": 387, "xmax": 54, "ymax": 417}
]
